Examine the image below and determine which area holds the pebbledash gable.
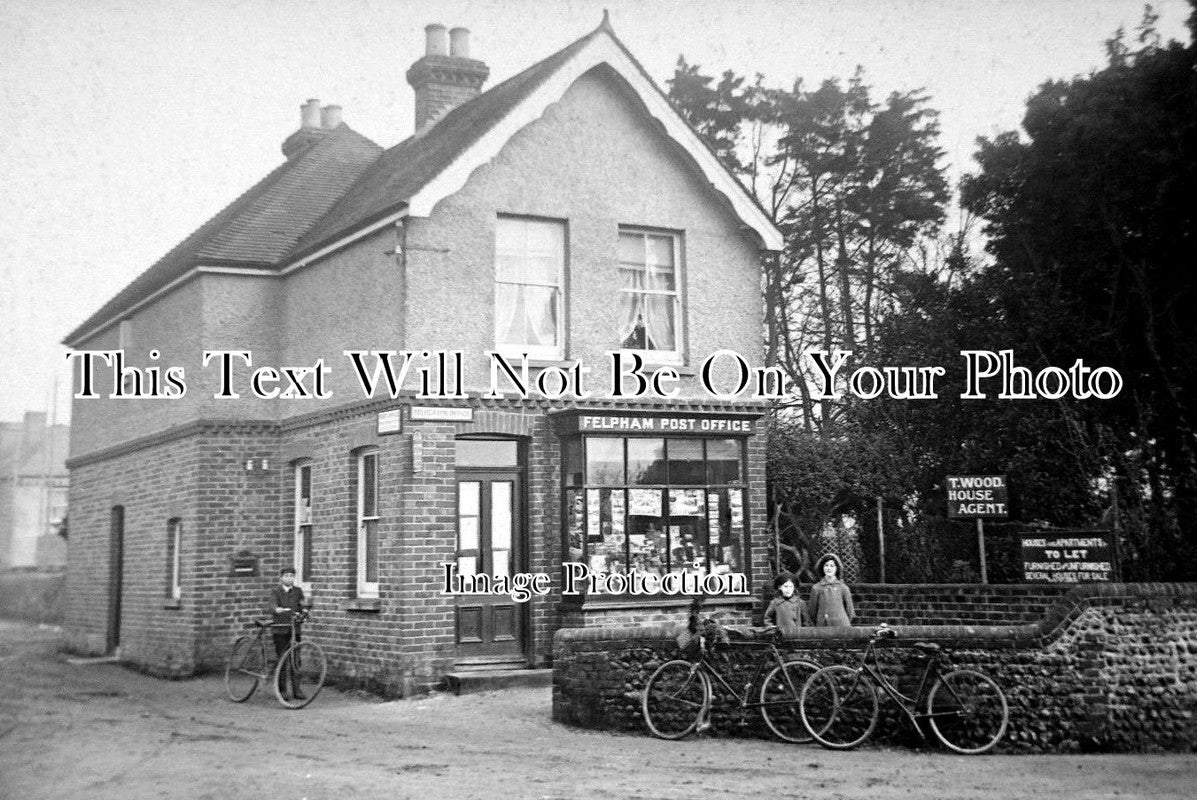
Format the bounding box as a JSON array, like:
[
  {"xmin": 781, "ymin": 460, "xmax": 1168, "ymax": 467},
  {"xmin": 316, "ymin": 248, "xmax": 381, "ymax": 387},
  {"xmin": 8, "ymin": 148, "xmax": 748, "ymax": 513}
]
[{"xmin": 60, "ymin": 16, "xmax": 783, "ymax": 692}]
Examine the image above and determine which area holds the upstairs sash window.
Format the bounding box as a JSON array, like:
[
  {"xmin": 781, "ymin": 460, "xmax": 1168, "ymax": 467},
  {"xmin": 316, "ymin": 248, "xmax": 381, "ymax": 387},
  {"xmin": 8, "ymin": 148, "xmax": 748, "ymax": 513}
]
[
  {"xmin": 495, "ymin": 217, "xmax": 565, "ymax": 359},
  {"xmin": 618, "ymin": 230, "xmax": 681, "ymax": 359}
]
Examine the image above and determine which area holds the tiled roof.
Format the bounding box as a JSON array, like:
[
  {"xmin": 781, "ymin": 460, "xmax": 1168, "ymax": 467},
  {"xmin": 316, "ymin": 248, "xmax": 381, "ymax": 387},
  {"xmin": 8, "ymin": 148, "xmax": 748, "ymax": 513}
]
[
  {"xmin": 63, "ymin": 126, "xmax": 383, "ymax": 345},
  {"xmin": 65, "ymin": 16, "xmax": 775, "ymax": 345},
  {"xmin": 288, "ymin": 29, "xmax": 598, "ymax": 259}
]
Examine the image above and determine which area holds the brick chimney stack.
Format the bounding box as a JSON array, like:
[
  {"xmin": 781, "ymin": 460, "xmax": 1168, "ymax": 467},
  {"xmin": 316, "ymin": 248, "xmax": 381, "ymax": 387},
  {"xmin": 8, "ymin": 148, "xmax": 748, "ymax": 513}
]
[
  {"xmin": 406, "ymin": 24, "xmax": 489, "ymax": 131},
  {"xmin": 282, "ymin": 99, "xmax": 346, "ymax": 159}
]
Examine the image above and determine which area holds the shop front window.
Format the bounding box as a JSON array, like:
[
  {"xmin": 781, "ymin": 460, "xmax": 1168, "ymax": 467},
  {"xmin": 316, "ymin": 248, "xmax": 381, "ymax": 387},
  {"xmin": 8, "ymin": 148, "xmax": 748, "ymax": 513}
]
[{"xmin": 563, "ymin": 436, "xmax": 748, "ymax": 593}]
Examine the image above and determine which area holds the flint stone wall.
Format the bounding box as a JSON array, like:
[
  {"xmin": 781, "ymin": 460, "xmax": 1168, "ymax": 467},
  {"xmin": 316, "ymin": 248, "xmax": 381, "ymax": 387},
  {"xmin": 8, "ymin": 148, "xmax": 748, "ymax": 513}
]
[{"xmin": 552, "ymin": 583, "xmax": 1197, "ymax": 753}]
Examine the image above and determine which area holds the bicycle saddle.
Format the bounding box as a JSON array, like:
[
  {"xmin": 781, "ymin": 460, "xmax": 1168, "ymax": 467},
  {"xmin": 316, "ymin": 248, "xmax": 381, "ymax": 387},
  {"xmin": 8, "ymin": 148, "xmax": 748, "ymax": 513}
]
[{"xmin": 912, "ymin": 642, "xmax": 941, "ymax": 655}]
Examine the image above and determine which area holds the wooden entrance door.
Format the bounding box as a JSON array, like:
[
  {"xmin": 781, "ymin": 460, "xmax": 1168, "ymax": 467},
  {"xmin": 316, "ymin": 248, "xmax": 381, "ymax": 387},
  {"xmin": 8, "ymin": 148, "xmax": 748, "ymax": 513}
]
[{"xmin": 453, "ymin": 472, "xmax": 525, "ymax": 659}]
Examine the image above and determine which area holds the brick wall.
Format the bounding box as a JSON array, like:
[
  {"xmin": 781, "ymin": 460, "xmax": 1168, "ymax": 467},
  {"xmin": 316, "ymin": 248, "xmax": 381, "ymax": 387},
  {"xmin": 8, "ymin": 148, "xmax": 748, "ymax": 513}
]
[
  {"xmin": 275, "ymin": 409, "xmax": 429, "ymax": 696},
  {"xmin": 560, "ymin": 599, "xmax": 755, "ymax": 630},
  {"xmin": 552, "ymin": 582, "xmax": 1197, "ymax": 753},
  {"xmin": 190, "ymin": 423, "xmax": 285, "ymax": 671},
  {"xmin": 525, "ymin": 412, "xmax": 559, "ymax": 667},
  {"xmin": 65, "ymin": 395, "xmax": 770, "ymax": 692},
  {"xmin": 394, "ymin": 420, "xmax": 457, "ymax": 694},
  {"xmin": 65, "ymin": 432, "xmax": 202, "ymax": 674},
  {"xmin": 850, "ymin": 583, "xmax": 1073, "ymax": 626}
]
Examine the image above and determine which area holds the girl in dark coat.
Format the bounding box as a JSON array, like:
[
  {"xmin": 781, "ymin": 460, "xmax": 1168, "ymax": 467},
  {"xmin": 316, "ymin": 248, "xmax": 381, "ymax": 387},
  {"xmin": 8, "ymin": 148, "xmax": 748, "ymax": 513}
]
[
  {"xmin": 763, "ymin": 572, "xmax": 808, "ymax": 637},
  {"xmin": 807, "ymin": 553, "xmax": 854, "ymax": 627}
]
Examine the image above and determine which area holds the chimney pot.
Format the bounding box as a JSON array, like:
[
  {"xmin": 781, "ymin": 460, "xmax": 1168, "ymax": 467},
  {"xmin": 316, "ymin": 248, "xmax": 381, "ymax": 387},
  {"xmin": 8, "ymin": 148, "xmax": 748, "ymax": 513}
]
[
  {"xmin": 301, "ymin": 98, "xmax": 321, "ymax": 129},
  {"xmin": 407, "ymin": 23, "xmax": 489, "ymax": 130},
  {"xmin": 320, "ymin": 104, "xmax": 343, "ymax": 129},
  {"xmin": 449, "ymin": 27, "xmax": 470, "ymax": 58},
  {"xmin": 284, "ymin": 98, "xmax": 330, "ymax": 158},
  {"xmin": 425, "ymin": 23, "xmax": 448, "ymax": 56}
]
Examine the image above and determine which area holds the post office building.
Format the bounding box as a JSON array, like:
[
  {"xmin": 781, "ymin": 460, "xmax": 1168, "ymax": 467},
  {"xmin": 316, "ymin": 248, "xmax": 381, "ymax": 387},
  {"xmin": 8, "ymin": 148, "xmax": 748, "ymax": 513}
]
[{"xmin": 62, "ymin": 16, "xmax": 783, "ymax": 692}]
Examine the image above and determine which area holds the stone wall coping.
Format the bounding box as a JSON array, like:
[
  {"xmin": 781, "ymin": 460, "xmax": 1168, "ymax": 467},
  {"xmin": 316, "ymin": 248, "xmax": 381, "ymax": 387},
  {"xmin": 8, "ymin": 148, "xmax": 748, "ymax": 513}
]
[
  {"xmin": 558, "ymin": 597, "xmax": 755, "ymax": 613},
  {"xmin": 850, "ymin": 583, "xmax": 1073, "ymax": 592},
  {"xmin": 553, "ymin": 582, "xmax": 1197, "ymax": 649}
]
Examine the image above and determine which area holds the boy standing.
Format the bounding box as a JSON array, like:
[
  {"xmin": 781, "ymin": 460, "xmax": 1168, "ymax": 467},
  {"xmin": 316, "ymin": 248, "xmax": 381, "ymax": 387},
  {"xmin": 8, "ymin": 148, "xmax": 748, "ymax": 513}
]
[{"xmin": 268, "ymin": 567, "xmax": 306, "ymax": 700}]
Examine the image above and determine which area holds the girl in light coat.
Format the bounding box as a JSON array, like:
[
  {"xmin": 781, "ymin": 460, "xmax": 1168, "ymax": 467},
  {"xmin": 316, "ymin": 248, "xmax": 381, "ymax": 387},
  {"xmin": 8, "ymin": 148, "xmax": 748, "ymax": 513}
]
[{"xmin": 807, "ymin": 553, "xmax": 855, "ymax": 627}]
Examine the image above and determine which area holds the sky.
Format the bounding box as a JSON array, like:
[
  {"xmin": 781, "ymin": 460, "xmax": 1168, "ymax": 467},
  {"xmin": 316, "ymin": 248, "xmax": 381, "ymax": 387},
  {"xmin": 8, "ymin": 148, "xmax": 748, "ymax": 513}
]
[{"xmin": 0, "ymin": 0, "xmax": 1191, "ymax": 425}]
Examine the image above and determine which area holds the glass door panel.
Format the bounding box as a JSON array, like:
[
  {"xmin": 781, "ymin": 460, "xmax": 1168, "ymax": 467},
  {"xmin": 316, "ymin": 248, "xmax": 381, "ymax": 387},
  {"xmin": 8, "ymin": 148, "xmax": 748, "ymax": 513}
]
[
  {"xmin": 457, "ymin": 481, "xmax": 481, "ymax": 576},
  {"xmin": 491, "ymin": 481, "xmax": 513, "ymax": 577}
]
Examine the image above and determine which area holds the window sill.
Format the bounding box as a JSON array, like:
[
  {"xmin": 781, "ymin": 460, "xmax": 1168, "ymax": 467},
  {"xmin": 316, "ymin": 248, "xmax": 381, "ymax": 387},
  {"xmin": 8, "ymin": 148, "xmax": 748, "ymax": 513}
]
[
  {"xmin": 491, "ymin": 350, "xmax": 565, "ymax": 366},
  {"xmin": 617, "ymin": 355, "xmax": 695, "ymax": 376},
  {"xmin": 493, "ymin": 355, "xmax": 696, "ymax": 377},
  {"xmin": 346, "ymin": 597, "xmax": 381, "ymax": 612},
  {"xmin": 519, "ymin": 357, "xmax": 570, "ymax": 369},
  {"xmin": 645, "ymin": 362, "xmax": 696, "ymax": 377},
  {"xmin": 163, "ymin": 598, "xmax": 182, "ymax": 610}
]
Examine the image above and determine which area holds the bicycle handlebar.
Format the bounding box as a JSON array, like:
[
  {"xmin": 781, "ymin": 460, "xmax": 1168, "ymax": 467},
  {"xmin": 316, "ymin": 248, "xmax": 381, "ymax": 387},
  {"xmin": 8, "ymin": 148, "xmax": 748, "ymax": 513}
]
[
  {"xmin": 260, "ymin": 611, "xmax": 311, "ymax": 629},
  {"xmin": 276, "ymin": 609, "xmax": 311, "ymax": 620},
  {"xmin": 874, "ymin": 623, "xmax": 897, "ymax": 640}
]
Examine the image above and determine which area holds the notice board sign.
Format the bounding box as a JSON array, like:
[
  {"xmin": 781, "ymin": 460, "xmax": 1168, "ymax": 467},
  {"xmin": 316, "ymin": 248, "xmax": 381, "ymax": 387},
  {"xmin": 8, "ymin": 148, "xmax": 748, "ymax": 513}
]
[
  {"xmin": 947, "ymin": 474, "xmax": 1009, "ymax": 518},
  {"xmin": 377, "ymin": 408, "xmax": 403, "ymax": 435},
  {"xmin": 1021, "ymin": 533, "xmax": 1113, "ymax": 583},
  {"xmin": 409, "ymin": 406, "xmax": 474, "ymax": 422}
]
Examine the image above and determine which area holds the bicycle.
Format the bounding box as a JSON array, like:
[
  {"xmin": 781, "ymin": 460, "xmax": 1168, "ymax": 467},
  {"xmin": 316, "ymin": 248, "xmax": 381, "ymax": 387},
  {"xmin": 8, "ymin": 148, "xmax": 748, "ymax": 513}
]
[
  {"xmin": 798, "ymin": 623, "xmax": 1009, "ymax": 754},
  {"xmin": 224, "ymin": 610, "xmax": 327, "ymax": 709},
  {"xmin": 641, "ymin": 602, "xmax": 821, "ymax": 743}
]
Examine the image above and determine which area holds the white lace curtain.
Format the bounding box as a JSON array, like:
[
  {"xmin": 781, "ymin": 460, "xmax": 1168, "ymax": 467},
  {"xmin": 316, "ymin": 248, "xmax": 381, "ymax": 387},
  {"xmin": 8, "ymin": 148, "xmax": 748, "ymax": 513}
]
[
  {"xmin": 618, "ymin": 269, "xmax": 675, "ymax": 350},
  {"xmin": 618, "ymin": 231, "xmax": 676, "ymax": 351},
  {"xmin": 496, "ymin": 218, "xmax": 562, "ymax": 348},
  {"xmin": 497, "ymin": 284, "xmax": 558, "ymax": 346}
]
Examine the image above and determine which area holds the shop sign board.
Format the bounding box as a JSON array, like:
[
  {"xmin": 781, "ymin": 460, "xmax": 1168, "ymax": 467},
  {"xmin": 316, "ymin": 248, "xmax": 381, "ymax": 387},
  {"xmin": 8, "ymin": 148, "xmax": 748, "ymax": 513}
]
[
  {"xmin": 946, "ymin": 474, "xmax": 1008, "ymax": 518},
  {"xmin": 566, "ymin": 414, "xmax": 756, "ymax": 435}
]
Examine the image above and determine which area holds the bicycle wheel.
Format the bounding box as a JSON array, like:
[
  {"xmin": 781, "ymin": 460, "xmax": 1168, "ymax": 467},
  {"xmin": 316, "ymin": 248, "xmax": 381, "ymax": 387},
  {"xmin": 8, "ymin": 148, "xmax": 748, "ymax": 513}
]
[
  {"xmin": 759, "ymin": 659, "xmax": 821, "ymax": 743},
  {"xmin": 274, "ymin": 641, "xmax": 327, "ymax": 709},
  {"xmin": 224, "ymin": 635, "xmax": 265, "ymax": 702},
  {"xmin": 641, "ymin": 659, "xmax": 711, "ymax": 739},
  {"xmin": 926, "ymin": 668, "xmax": 1009, "ymax": 754},
  {"xmin": 800, "ymin": 665, "xmax": 880, "ymax": 749}
]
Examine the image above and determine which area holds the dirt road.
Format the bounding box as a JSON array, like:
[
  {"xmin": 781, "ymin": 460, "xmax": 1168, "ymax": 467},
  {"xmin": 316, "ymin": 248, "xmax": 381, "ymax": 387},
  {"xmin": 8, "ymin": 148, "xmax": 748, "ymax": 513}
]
[{"xmin": 0, "ymin": 620, "xmax": 1193, "ymax": 800}]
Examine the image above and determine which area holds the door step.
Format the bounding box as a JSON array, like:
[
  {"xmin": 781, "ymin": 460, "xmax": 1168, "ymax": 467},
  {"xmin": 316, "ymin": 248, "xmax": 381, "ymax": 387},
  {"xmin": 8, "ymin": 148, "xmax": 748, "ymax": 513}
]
[
  {"xmin": 443, "ymin": 668, "xmax": 552, "ymax": 695},
  {"xmin": 451, "ymin": 656, "xmax": 528, "ymax": 672},
  {"xmin": 65, "ymin": 654, "xmax": 122, "ymax": 666}
]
